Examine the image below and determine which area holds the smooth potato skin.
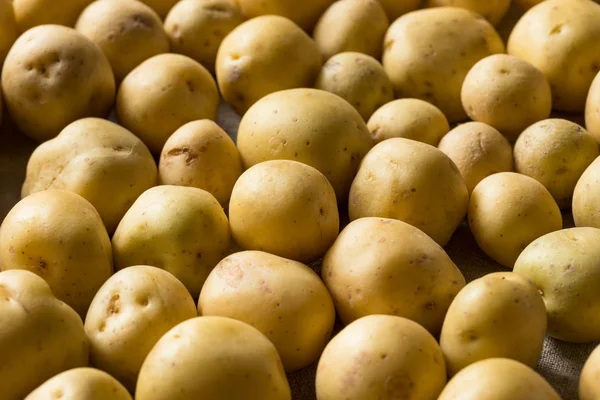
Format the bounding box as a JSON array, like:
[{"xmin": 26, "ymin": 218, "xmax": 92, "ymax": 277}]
[
  {"xmin": 0, "ymin": 0, "xmax": 17, "ymax": 65},
  {"xmin": 235, "ymin": 0, "xmax": 334, "ymax": 31},
  {"xmin": 377, "ymin": 0, "xmax": 421, "ymax": 21},
  {"xmin": 586, "ymin": 71, "xmax": 600, "ymax": 144},
  {"xmin": 580, "ymin": 344, "xmax": 600, "ymax": 400},
  {"xmin": 13, "ymin": 0, "xmax": 92, "ymax": 31},
  {"xmin": 427, "ymin": 0, "xmax": 511, "ymax": 25},
  {"xmin": 573, "ymin": 157, "xmax": 600, "ymax": 228}
]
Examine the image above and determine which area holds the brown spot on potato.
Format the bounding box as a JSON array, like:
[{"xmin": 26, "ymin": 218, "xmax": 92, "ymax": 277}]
[{"xmin": 167, "ymin": 147, "xmax": 198, "ymax": 165}]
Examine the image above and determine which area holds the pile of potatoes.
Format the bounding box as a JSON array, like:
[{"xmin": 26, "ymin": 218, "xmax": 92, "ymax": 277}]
[{"xmin": 4, "ymin": 0, "xmax": 600, "ymax": 399}]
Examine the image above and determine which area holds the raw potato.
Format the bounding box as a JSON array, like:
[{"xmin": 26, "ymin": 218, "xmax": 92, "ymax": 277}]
[
  {"xmin": 427, "ymin": 0, "xmax": 511, "ymax": 25},
  {"xmin": 573, "ymin": 157, "xmax": 600, "ymax": 228},
  {"xmin": 367, "ymin": 98, "xmax": 450, "ymax": 145},
  {"xmin": 313, "ymin": 0, "xmax": 389, "ymax": 61},
  {"xmin": 136, "ymin": 316, "xmax": 291, "ymax": 400},
  {"xmin": 199, "ymin": 251, "xmax": 335, "ymax": 372},
  {"xmin": 585, "ymin": 71, "xmax": 600, "ymax": 143},
  {"xmin": 322, "ymin": 218, "xmax": 466, "ymax": 335},
  {"xmin": 383, "ymin": 7, "xmax": 504, "ymax": 122},
  {"xmin": 1, "ymin": 25, "xmax": 115, "ymax": 142},
  {"xmin": 216, "ymin": 16, "xmax": 322, "ymax": 115},
  {"xmin": 159, "ymin": 120, "xmax": 242, "ymax": 207},
  {"xmin": 580, "ymin": 344, "xmax": 600, "ymax": 400},
  {"xmin": 0, "ymin": 190, "xmax": 113, "ymax": 316},
  {"xmin": 21, "ymin": 118, "xmax": 158, "ymax": 234},
  {"xmin": 0, "ymin": 270, "xmax": 88, "ymax": 400},
  {"xmin": 112, "ymin": 186, "xmax": 230, "ymax": 298},
  {"xmin": 138, "ymin": 0, "xmax": 179, "ymax": 19},
  {"xmin": 315, "ymin": 52, "xmax": 394, "ymax": 120},
  {"xmin": 468, "ymin": 172, "xmax": 562, "ymax": 268},
  {"xmin": 0, "ymin": 0, "xmax": 17, "ymax": 65},
  {"xmin": 513, "ymin": 0, "xmax": 544, "ymax": 9},
  {"xmin": 235, "ymin": 0, "xmax": 334, "ymax": 31},
  {"xmin": 85, "ymin": 266, "xmax": 197, "ymax": 391},
  {"xmin": 349, "ymin": 138, "xmax": 469, "ymax": 246},
  {"xmin": 316, "ymin": 315, "xmax": 446, "ymax": 400},
  {"xmin": 12, "ymin": 0, "xmax": 92, "ymax": 31},
  {"xmin": 438, "ymin": 122, "xmax": 514, "ymax": 193},
  {"xmin": 229, "ymin": 160, "xmax": 339, "ymax": 263},
  {"xmin": 377, "ymin": 0, "xmax": 421, "ymax": 21}
]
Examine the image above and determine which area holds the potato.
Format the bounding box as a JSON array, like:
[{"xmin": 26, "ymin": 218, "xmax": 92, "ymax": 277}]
[
  {"xmin": 349, "ymin": 138, "xmax": 468, "ymax": 246},
  {"xmin": 235, "ymin": 0, "xmax": 334, "ymax": 31},
  {"xmin": 508, "ymin": 0, "xmax": 600, "ymax": 112},
  {"xmin": 376, "ymin": 0, "xmax": 421, "ymax": 21},
  {"xmin": 199, "ymin": 251, "xmax": 335, "ymax": 372},
  {"xmin": 12, "ymin": 0, "xmax": 92, "ymax": 31},
  {"xmin": 427, "ymin": 0, "xmax": 511, "ymax": 25},
  {"xmin": 316, "ymin": 315, "xmax": 446, "ymax": 400},
  {"xmin": 164, "ymin": 0, "xmax": 244, "ymax": 73},
  {"xmin": 322, "ymin": 218, "xmax": 466, "ymax": 335},
  {"xmin": 159, "ymin": 119, "xmax": 242, "ymax": 207},
  {"xmin": 216, "ymin": 16, "xmax": 322, "ymax": 115},
  {"xmin": 313, "ymin": 0, "xmax": 389, "ymax": 61},
  {"xmin": 237, "ymin": 89, "xmax": 373, "ymax": 201},
  {"xmin": 438, "ymin": 358, "xmax": 560, "ymax": 400},
  {"xmin": 25, "ymin": 368, "xmax": 131, "ymax": 400},
  {"xmin": 0, "ymin": 190, "xmax": 113, "ymax": 316},
  {"xmin": 461, "ymin": 54, "xmax": 552, "ymax": 140},
  {"xmin": 580, "ymin": 344, "xmax": 600, "ymax": 400},
  {"xmin": 85, "ymin": 266, "xmax": 197, "ymax": 390},
  {"xmin": 468, "ymin": 172, "xmax": 562, "ymax": 268},
  {"xmin": 137, "ymin": 0, "xmax": 178, "ymax": 19},
  {"xmin": 585, "ymin": 71, "xmax": 600, "ymax": 143},
  {"xmin": 438, "ymin": 122, "xmax": 514, "ymax": 193},
  {"xmin": 513, "ymin": 0, "xmax": 544, "ymax": 9},
  {"xmin": 21, "ymin": 118, "xmax": 157, "ymax": 234},
  {"xmin": 514, "ymin": 119, "xmax": 599, "ymax": 208},
  {"xmin": 573, "ymin": 156, "xmax": 600, "ymax": 228},
  {"xmin": 367, "ymin": 99, "xmax": 450, "ymax": 145},
  {"xmin": 136, "ymin": 316, "xmax": 291, "ymax": 400},
  {"xmin": 383, "ymin": 7, "xmax": 504, "ymax": 122},
  {"xmin": 0, "ymin": 270, "xmax": 88, "ymax": 400},
  {"xmin": 112, "ymin": 186, "xmax": 230, "ymax": 298},
  {"xmin": 0, "ymin": 0, "xmax": 17, "ymax": 65},
  {"xmin": 229, "ymin": 160, "xmax": 339, "ymax": 263},
  {"xmin": 1, "ymin": 25, "xmax": 115, "ymax": 142}
]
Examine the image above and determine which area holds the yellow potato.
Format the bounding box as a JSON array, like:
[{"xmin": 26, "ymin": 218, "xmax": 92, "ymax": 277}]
[
  {"xmin": 580, "ymin": 344, "xmax": 600, "ymax": 400},
  {"xmin": 0, "ymin": 0, "xmax": 17, "ymax": 65},
  {"xmin": 376, "ymin": 0, "xmax": 421, "ymax": 21},
  {"xmin": 585, "ymin": 71, "xmax": 600, "ymax": 143},
  {"xmin": 573, "ymin": 156, "xmax": 600, "ymax": 228},
  {"xmin": 235, "ymin": 0, "xmax": 334, "ymax": 31},
  {"xmin": 427, "ymin": 0, "xmax": 511, "ymax": 25},
  {"xmin": 137, "ymin": 0, "xmax": 179, "ymax": 19},
  {"xmin": 12, "ymin": 0, "xmax": 92, "ymax": 31},
  {"xmin": 513, "ymin": 0, "xmax": 544, "ymax": 9}
]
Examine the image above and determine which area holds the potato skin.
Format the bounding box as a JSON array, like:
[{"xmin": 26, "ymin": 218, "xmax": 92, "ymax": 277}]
[
  {"xmin": 12, "ymin": 0, "xmax": 92, "ymax": 31},
  {"xmin": 376, "ymin": 0, "xmax": 421, "ymax": 21},
  {"xmin": 585, "ymin": 71, "xmax": 600, "ymax": 144},
  {"xmin": 580, "ymin": 344, "xmax": 600, "ymax": 400},
  {"xmin": 235, "ymin": 0, "xmax": 334, "ymax": 31},
  {"xmin": 137, "ymin": 0, "xmax": 178, "ymax": 19},
  {"xmin": 0, "ymin": 0, "xmax": 17, "ymax": 65},
  {"xmin": 427, "ymin": 0, "xmax": 511, "ymax": 25},
  {"xmin": 573, "ymin": 157, "xmax": 600, "ymax": 228}
]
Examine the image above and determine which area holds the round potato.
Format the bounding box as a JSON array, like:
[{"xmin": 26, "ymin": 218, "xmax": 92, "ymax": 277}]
[
  {"xmin": 585, "ymin": 71, "xmax": 600, "ymax": 143},
  {"xmin": 349, "ymin": 138, "xmax": 469, "ymax": 246},
  {"xmin": 21, "ymin": 118, "xmax": 157, "ymax": 234},
  {"xmin": 377, "ymin": 0, "xmax": 421, "ymax": 21},
  {"xmin": 12, "ymin": 0, "xmax": 92, "ymax": 31},
  {"xmin": 0, "ymin": 0, "xmax": 17, "ymax": 65},
  {"xmin": 199, "ymin": 251, "xmax": 335, "ymax": 372},
  {"xmin": 1, "ymin": 25, "xmax": 115, "ymax": 142},
  {"xmin": 316, "ymin": 315, "xmax": 446, "ymax": 400},
  {"xmin": 580, "ymin": 344, "xmax": 600, "ymax": 400},
  {"xmin": 427, "ymin": 0, "xmax": 511, "ymax": 25},
  {"xmin": 573, "ymin": 156, "xmax": 600, "ymax": 228},
  {"xmin": 322, "ymin": 218, "xmax": 466, "ymax": 335},
  {"xmin": 461, "ymin": 54, "xmax": 552, "ymax": 140},
  {"xmin": 468, "ymin": 172, "xmax": 562, "ymax": 268},
  {"xmin": 112, "ymin": 186, "xmax": 230, "ymax": 298},
  {"xmin": 383, "ymin": 7, "xmax": 504, "ymax": 122},
  {"xmin": 0, "ymin": 270, "xmax": 88, "ymax": 400},
  {"xmin": 137, "ymin": 0, "xmax": 178, "ymax": 19},
  {"xmin": 229, "ymin": 160, "xmax": 339, "ymax": 263},
  {"xmin": 367, "ymin": 98, "xmax": 450, "ymax": 145},
  {"xmin": 0, "ymin": 190, "xmax": 113, "ymax": 316},
  {"xmin": 159, "ymin": 120, "xmax": 242, "ymax": 207},
  {"xmin": 438, "ymin": 122, "xmax": 513, "ymax": 193},
  {"xmin": 136, "ymin": 316, "xmax": 291, "ymax": 400},
  {"xmin": 216, "ymin": 16, "xmax": 322, "ymax": 115},
  {"xmin": 235, "ymin": 0, "xmax": 333, "ymax": 31}
]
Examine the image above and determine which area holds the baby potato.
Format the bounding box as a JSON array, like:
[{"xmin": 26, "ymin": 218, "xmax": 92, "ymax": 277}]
[
  {"xmin": 136, "ymin": 316, "xmax": 291, "ymax": 400},
  {"xmin": 383, "ymin": 7, "xmax": 504, "ymax": 122},
  {"xmin": 0, "ymin": 0, "xmax": 17, "ymax": 65},
  {"xmin": 573, "ymin": 156, "xmax": 600, "ymax": 228},
  {"xmin": 585, "ymin": 71, "xmax": 600, "ymax": 144},
  {"xmin": 159, "ymin": 120, "xmax": 242, "ymax": 207},
  {"xmin": 349, "ymin": 138, "xmax": 469, "ymax": 246},
  {"xmin": 468, "ymin": 172, "xmax": 562, "ymax": 268},
  {"xmin": 461, "ymin": 54, "xmax": 552, "ymax": 140},
  {"xmin": 12, "ymin": 0, "xmax": 92, "ymax": 31},
  {"xmin": 1, "ymin": 25, "xmax": 115, "ymax": 142},
  {"xmin": 313, "ymin": 0, "xmax": 389, "ymax": 61},
  {"xmin": 235, "ymin": 0, "xmax": 333, "ymax": 31},
  {"xmin": 367, "ymin": 98, "xmax": 450, "ymax": 145},
  {"xmin": 580, "ymin": 344, "xmax": 600, "ymax": 400},
  {"xmin": 0, "ymin": 270, "xmax": 88, "ymax": 400},
  {"xmin": 199, "ymin": 251, "xmax": 335, "ymax": 372},
  {"xmin": 438, "ymin": 122, "xmax": 514, "ymax": 193},
  {"xmin": 322, "ymin": 218, "xmax": 466, "ymax": 335},
  {"xmin": 316, "ymin": 315, "xmax": 446, "ymax": 400},
  {"xmin": 112, "ymin": 186, "xmax": 230, "ymax": 298},
  {"xmin": 85, "ymin": 266, "xmax": 197, "ymax": 390},
  {"xmin": 229, "ymin": 160, "xmax": 339, "ymax": 263},
  {"xmin": 427, "ymin": 0, "xmax": 511, "ymax": 25},
  {"xmin": 0, "ymin": 190, "xmax": 113, "ymax": 316},
  {"xmin": 377, "ymin": 0, "xmax": 421, "ymax": 21},
  {"xmin": 137, "ymin": 0, "xmax": 178, "ymax": 19}
]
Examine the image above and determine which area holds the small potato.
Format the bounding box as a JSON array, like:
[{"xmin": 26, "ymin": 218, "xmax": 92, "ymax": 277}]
[
  {"xmin": 112, "ymin": 186, "xmax": 230, "ymax": 297},
  {"xmin": 573, "ymin": 156, "xmax": 600, "ymax": 228},
  {"xmin": 85, "ymin": 266, "xmax": 197, "ymax": 390},
  {"xmin": 235, "ymin": 0, "xmax": 334, "ymax": 31},
  {"xmin": 159, "ymin": 120, "xmax": 242, "ymax": 207},
  {"xmin": 468, "ymin": 172, "xmax": 562, "ymax": 268},
  {"xmin": 1, "ymin": 25, "xmax": 115, "ymax": 142},
  {"xmin": 322, "ymin": 218, "xmax": 466, "ymax": 335},
  {"xmin": 580, "ymin": 344, "xmax": 600, "ymax": 400},
  {"xmin": 461, "ymin": 54, "xmax": 552, "ymax": 140},
  {"xmin": 313, "ymin": 0, "xmax": 389, "ymax": 61},
  {"xmin": 376, "ymin": 0, "xmax": 421, "ymax": 21},
  {"xmin": 136, "ymin": 316, "xmax": 291, "ymax": 400},
  {"xmin": 427, "ymin": 0, "xmax": 511, "ymax": 25},
  {"xmin": 12, "ymin": 0, "xmax": 92, "ymax": 31},
  {"xmin": 0, "ymin": 0, "xmax": 17, "ymax": 65},
  {"xmin": 0, "ymin": 190, "xmax": 113, "ymax": 316},
  {"xmin": 514, "ymin": 119, "xmax": 599, "ymax": 208},
  {"xmin": 585, "ymin": 71, "xmax": 600, "ymax": 143},
  {"xmin": 137, "ymin": 0, "xmax": 179, "ymax": 19},
  {"xmin": 438, "ymin": 122, "xmax": 513, "ymax": 193},
  {"xmin": 229, "ymin": 160, "xmax": 339, "ymax": 263},
  {"xmin": 199, "ymin": 251, "xmax": 335, "ymax": 372},
  {"xmin": 315, "ymin": 52, "xmax": 394, "ymax": 121},
  {"xmin": 316, "ymin": 315, "xmax": 446, "ymax": 400},
  {"xmin": 367, "ymin": 98, "xmax": 450, "ymax": 145}
]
